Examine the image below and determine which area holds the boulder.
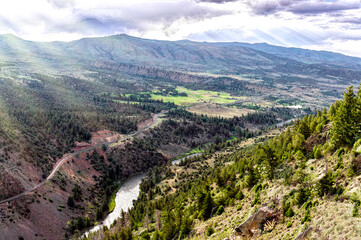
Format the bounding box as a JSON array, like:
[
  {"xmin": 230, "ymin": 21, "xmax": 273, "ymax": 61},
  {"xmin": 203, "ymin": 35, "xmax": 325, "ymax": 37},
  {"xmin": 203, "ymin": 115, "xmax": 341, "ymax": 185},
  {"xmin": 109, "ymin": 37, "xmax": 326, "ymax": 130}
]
[{"xmin": 231, "ymin": 206, "xmax": 276, "ymax": 239}]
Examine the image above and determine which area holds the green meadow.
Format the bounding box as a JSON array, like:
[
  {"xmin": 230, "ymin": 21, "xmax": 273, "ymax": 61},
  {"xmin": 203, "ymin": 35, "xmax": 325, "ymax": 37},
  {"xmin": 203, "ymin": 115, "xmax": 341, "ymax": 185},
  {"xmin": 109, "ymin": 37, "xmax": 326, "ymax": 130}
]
[{"xmin": 150, "ymin": 86, "xmax": 244, "ymax": 106}]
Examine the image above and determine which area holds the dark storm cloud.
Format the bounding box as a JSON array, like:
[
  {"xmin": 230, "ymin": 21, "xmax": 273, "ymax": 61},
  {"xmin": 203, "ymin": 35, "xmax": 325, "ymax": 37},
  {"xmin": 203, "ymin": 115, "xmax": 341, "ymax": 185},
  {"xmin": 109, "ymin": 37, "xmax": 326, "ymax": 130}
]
[{"xmin": 248, "ymin": 0, "xmax": 360, "ymax": 15}]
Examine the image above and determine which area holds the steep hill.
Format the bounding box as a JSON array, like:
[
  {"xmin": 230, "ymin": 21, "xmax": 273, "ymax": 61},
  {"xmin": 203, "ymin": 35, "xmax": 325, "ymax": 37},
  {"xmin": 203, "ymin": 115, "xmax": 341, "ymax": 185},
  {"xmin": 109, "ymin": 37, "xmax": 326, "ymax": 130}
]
[{"xmin": 89, "ymin": 85, "xmax": 361, "ymax": 240}]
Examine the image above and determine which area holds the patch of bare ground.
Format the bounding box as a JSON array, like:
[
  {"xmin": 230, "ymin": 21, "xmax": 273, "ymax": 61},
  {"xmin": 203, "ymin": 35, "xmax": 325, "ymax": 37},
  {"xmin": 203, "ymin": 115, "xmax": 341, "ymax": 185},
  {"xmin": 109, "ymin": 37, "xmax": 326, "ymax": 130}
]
[
  {"xmin": 90, "ymin": 130, "xmax": 122, "ymax": 145},
  {"xmin": 159, "ymin": 143, "xmax": 190, "ymax": 159},
  {"xmin": 0, "ymin": 115, "xmax": 164, "ymax": 239},
  {"xmin": 0, "ymin": 136, "xmax": 112, "ymax": 239},
  {"xmin": 137, "ymin": 114, "xmax": 155, "ymax": 131},
  {"xmin": 187, "ymin": 103, "xmax": 254, "ymax": 118}
]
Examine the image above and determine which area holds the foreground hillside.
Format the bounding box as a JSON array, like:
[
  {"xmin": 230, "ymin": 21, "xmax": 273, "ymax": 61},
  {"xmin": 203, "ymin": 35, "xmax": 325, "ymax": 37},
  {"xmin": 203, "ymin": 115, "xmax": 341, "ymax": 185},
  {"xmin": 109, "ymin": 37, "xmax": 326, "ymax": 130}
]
[{"xmin": 87, "ymin": 85, "xmax": 361, "ymax": 240}]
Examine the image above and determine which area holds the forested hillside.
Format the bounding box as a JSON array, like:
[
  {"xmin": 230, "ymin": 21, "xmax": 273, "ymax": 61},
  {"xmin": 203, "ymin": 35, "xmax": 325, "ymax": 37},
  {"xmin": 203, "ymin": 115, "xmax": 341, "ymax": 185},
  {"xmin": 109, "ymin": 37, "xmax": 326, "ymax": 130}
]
[
  {"xmin": 88, "ymin": 85, "xmax": 361, "ymax": 240},
  {"xmin": 0, "ymin": 68, "xmax": 289, "ymax": 239},
  {"xmin": 1, "ymin": 33, "xmax": 360, "ymax": 240}
]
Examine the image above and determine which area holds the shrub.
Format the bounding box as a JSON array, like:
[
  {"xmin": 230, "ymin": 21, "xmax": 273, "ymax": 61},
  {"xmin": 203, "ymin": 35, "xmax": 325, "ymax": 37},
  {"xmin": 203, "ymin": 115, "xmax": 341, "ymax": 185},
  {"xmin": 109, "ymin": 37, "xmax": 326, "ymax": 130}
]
[
  {"xmin": 285, "ymin": 206, "xmax": 295, "ymax": 218},
  {"xmin": 216, "ymin": 205, "xmax": 224, "ymax": 215},
  {"xmin": 301, "ymin": 209, "xmax": 311, "ymax": 224},
  {"xmin": 354, "ymin": 139, "xmax": 361, "ymax": 154},
  {"xmin": 251, "ymin": 192, "xmax": 261, "ymax": 207},
  {"xmin": 314, "ymin": 147, "xmax": 322, "ymax": 159},
  {"xmin": 317, "ymin": 171, "xmax": 335, "ymax": 196},
  {"xmin": 295, "ymin": 188, "xmax": 310, "ymax": 206},
  {"xmin": 304, "ymin": 200, "xmax": 312, "ymax": 210},
  {"xmin": 205, "ymin": 224, "xmax": 215, "ymax": 236},
  {"xmin": 353, "ymin": 202, "xmax": 360, "ymax": 217},
  {"xmin": 235, "ymin": 189, "xmax": 245, "ymax": 200},
  {"xmin": 67, "ymin": 196, "xmax": 75, "ymax": 208}
]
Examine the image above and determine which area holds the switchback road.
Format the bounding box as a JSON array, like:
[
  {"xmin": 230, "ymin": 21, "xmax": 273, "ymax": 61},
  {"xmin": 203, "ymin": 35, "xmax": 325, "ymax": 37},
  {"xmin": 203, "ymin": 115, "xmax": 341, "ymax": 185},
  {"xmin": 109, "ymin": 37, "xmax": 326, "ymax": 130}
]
[{"xmin": 0, "ymin": 112, "xmax": 165, "ymax": 204}]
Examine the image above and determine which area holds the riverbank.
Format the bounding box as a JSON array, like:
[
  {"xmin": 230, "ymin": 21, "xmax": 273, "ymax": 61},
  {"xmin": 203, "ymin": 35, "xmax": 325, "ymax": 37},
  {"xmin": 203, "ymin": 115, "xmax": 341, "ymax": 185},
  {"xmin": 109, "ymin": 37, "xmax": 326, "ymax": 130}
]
[{"xmin": 84, "ymin": 173, "xmax": 146, "ymax": 238}]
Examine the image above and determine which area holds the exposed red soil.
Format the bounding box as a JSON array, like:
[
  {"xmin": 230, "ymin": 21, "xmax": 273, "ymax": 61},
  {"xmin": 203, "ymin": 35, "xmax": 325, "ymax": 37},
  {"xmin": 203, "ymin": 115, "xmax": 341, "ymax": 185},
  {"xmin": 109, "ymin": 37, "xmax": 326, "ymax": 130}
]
[
  {"xmin": 137, "ymin": 114, "xmax": 155, "ymax": 131},
  {"xmin": 73, "ymin": 130, "xmax": 122, "ymax": 151},
  {"xmin": 90, "ymin": 130, "xmax": 121, "ymax": 145},
  {"xmin": 0, "ymin": 118, "xmax": 158, "ymax": 239},
  {"xmin": 0, "ymin": 144, "xmax": 109, "ymax": 240},
  {"xmin": 0, "ymin": 171, "xmax": 25, "ymax": 200}
]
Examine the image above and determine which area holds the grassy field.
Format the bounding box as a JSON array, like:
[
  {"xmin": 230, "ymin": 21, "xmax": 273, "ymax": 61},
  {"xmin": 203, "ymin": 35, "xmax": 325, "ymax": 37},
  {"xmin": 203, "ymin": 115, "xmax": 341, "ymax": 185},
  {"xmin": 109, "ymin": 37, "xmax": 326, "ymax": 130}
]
[{"xmin": 150, "ymin": 87, "xmax": 244, "ymax": 106}]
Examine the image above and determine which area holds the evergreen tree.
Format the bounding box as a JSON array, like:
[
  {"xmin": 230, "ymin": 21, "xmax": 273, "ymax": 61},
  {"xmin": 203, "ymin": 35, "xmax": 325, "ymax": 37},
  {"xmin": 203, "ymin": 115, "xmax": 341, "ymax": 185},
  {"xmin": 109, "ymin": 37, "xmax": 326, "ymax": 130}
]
[
  {"xmin": 331, "ymin": 85, "xmax": 357, "ymax": 147},
  {"xmin": 67, "ymin": 196, "xmax": 75, "ymax": 208},
  {"xmin": 298, "ymin": 120, "xmax": 311, "ymax": 139},
  {"xmin": 355, "ymin": 84, "xmax": 361, "ymax": 140}
]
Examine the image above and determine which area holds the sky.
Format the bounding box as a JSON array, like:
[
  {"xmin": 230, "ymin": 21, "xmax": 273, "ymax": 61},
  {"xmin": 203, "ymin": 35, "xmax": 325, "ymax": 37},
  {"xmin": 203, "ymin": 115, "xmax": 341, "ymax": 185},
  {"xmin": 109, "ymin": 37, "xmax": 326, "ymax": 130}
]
[{"xmin": 0, "ymin": 0, "xmax": 361, "ymax": 57}]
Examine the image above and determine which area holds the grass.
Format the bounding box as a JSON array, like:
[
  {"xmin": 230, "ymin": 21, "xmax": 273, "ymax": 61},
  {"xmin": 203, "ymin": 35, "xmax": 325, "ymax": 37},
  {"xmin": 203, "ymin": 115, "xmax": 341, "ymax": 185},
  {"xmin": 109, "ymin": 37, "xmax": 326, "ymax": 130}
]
[
  {"xmin": 108, "ymin": 185, "xmax": 122, "ymax": 213},
  {"xmin": 173, "ymin": 146, "xmax": 204, "ymax": 161},
  {"xmin": 150, "ymin": 86, "xmax": 244, "ymax": 106},
  {"xmin": 189, "ymin": 146, "xmax": 204, "ymax": 154}
]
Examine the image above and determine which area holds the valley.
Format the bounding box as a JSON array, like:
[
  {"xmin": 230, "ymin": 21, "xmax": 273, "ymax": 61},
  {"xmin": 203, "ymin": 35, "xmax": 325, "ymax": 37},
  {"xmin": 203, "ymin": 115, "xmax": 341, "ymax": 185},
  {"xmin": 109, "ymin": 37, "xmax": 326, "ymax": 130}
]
[{"xmin": 0, "ymin": 34, "xmax": 360, "ymax": 240}]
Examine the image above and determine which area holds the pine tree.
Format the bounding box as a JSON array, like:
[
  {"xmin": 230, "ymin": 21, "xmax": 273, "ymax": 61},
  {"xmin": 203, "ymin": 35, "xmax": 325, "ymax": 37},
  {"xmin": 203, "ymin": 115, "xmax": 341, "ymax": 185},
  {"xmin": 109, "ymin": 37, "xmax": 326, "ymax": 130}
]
[
  {"xmin": 354, "ymin": 84, "xmax": 361, "ymax": 140},
  {"xmin": 331, "ymin": 85, "xmax": 357, "ymax": 147},
  {"xmin": 297, "ymin": 119, "xmax": 311, "ymax": 139}
]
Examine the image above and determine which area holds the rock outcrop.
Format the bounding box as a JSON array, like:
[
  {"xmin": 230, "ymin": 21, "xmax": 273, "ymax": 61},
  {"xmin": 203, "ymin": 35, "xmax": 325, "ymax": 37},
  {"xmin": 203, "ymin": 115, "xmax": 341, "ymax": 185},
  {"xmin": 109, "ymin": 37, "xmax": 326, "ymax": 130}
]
[
  {"xmin": 230, "ymin": 206, "xmax": 277, "ymax": 239},
  {"xmin": 294, "ymin": 226, "xmax": 313, "ymax": 240}
]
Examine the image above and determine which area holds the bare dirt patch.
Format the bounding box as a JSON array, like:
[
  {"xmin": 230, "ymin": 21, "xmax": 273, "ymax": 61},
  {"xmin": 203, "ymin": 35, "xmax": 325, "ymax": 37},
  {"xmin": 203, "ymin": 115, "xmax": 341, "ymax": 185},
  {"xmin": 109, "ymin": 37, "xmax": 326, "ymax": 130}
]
[
  {"xmin": 90, "ymin": 130, "xmax": 122, "ymax": 145},
  {"xmin": 186, "ymin": 103, "xmax": 254, "ymax": 118}
]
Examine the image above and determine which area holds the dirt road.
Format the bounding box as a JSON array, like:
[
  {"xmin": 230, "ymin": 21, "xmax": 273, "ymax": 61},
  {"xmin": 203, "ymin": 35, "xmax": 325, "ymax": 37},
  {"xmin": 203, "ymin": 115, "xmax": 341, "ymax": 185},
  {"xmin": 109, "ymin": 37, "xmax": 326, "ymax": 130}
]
[{"xmin": 0, "ymin": 112, "xmax": 166, "ymax": 204}]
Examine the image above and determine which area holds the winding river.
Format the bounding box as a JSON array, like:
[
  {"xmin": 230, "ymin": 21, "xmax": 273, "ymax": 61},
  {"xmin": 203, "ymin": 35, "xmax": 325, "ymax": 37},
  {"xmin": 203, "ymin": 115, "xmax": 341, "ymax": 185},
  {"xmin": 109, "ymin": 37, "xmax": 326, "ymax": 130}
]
[
  {"xmin": 276, "ymin": 118, "xmax": 297, "ymax": 128},
  {"xmin": 84, "ymin": 153, "xmax": 201, "ymax": 237},
  {"xmin": 83, "ymin": 117, "xmax": 297, "ymax": 237},
  {"xmin": 84, "ymin": 119, "xmax": 296, "ymax": 237},
  {"xmin": 84, "ymin": 173, "xmax": 146, "ymax": 237}
]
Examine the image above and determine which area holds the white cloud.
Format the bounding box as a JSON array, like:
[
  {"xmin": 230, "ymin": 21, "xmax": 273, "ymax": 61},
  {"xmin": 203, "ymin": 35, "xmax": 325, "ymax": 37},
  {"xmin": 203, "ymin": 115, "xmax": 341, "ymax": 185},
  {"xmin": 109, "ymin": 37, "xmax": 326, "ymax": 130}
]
[{"xmin": 0, "ymin": 0, "xmax": 359, "ymax": 57}]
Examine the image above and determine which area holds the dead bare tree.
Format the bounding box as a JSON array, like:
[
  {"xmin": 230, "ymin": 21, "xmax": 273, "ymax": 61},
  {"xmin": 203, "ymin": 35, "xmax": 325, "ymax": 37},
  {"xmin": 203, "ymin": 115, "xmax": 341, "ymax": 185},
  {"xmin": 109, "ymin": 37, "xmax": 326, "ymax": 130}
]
[{"xmin": 155, "ymin": 209, "xmax": 162, "ymax": 230}]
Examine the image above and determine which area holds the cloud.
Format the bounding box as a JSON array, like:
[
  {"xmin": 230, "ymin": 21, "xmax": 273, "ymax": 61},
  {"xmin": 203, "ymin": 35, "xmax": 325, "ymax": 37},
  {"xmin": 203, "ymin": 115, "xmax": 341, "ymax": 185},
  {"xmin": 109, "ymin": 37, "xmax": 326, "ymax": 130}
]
[
  {"xmin": 290, "ymin": 1, "xmax": 360, "ymax": 14},
  {"xmin": 247, "ymin": 0, "xmax": 293, "ymax": 15},
  {"xmin": 248, "ymin": 0, "xmax": 361, "ymax": 15},
  {"xmin": 46, "ymin": 0, "xmax": 230, "ymax": 38},
  {"xmin": 0, "ymin": 0, "xmax": 360, "ymax": 57},
  {"xmin": 196, "ymin": 0, "xmax": 239, "ymax": 3},
  {"xmin": 47, "ymin": 0, "xmax": 74, "ymax": 8}
]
